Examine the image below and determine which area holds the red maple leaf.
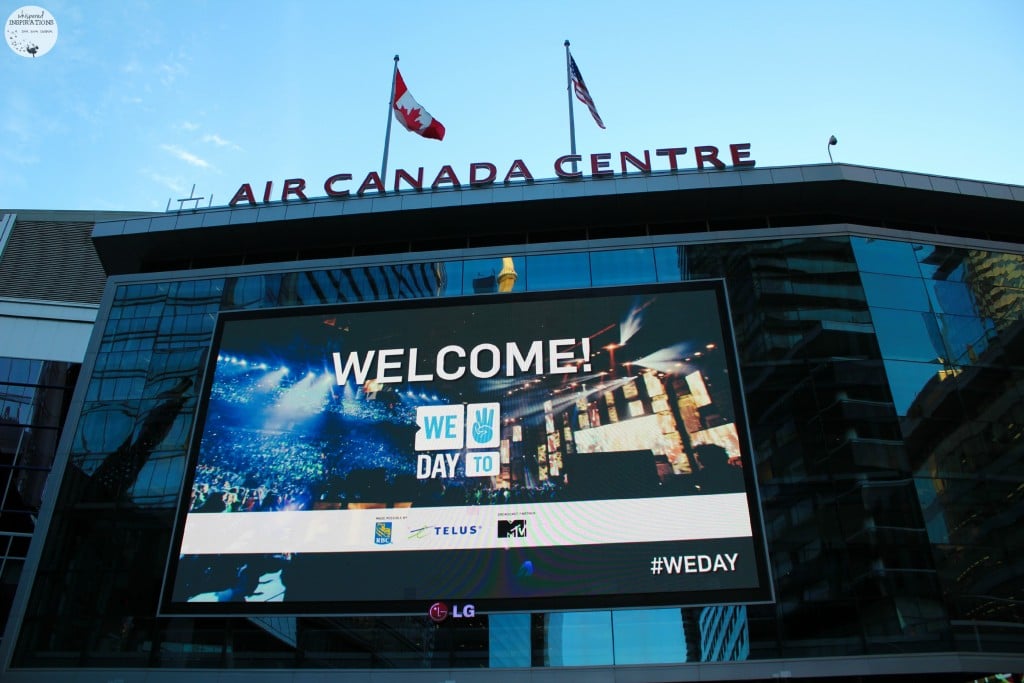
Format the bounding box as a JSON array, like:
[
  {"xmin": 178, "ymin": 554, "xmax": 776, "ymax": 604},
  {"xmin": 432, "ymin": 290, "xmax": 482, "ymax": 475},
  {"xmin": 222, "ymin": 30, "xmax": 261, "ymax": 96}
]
[{"xmin": 396, "ymin": 105, "xmax": 422, "ymax": 130}]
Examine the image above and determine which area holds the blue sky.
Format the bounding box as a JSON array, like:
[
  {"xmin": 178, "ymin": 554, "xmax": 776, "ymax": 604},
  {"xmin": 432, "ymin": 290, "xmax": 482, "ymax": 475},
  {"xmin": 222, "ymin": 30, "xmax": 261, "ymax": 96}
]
[{"xmin": 2, "ymin": 1, "xmax": 1023, "ymax": 212}]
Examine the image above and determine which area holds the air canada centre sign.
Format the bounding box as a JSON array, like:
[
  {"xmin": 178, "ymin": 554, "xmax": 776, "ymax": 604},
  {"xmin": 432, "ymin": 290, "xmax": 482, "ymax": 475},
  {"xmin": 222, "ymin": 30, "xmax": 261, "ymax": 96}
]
[{"xmin": 228, "ymin": 143, "xmax": 756, "ymax": 207}]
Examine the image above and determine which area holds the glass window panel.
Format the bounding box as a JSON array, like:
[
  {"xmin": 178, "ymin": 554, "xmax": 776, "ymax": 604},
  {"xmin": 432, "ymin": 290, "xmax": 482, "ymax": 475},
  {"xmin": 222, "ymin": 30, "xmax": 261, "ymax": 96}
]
[
  {"xmin": 340, "ymin": 267, "xmax": 402, "ymax": 302},
  {"xmin": 383, "ymin": 262, "xmax": 451, "ymax": 299},
  {"xmin": 75, "ymin": 404, "xmax": 138, "ymax": 458},
  {"xmin": 545, "ymin": 611, "xmax": 614, "ymax": 666},
  {"xmin": 787, "ymin": 253, "xmax": 858, "ymax": 275},
  {"xmin": 611, "ymin": 608, "xmax": 687, "ymax": 664},
  {"xmin": 789, "ymin": 279, "xmax": 867, "ymax": 303},
  {"xmin": 979, "ymin": 286, "xmax": 1024, "ymax": 323},
  {"xmin": 462, "ymin": 256, "xmax": 525, "ymax": 294},
  {"xmin": 654, "ymin": 246, "xmax": 686, "ymax": 281},
  {"xmin": 590, "ymin": 248, "xmax": 656, "ymax": 286},
  {"xmin": 679, "ymin": 243, "xmax": 728, "ymax": 281},
  {"xmin": 925, "ymin": 279, "xmax": 984, "ymax": 318},
  {"xmin": 963, "ymin": 249, "xmax": 1024, "ymax": 288},
  {"xmin": 9, "ymin": 359, "xmax": 38, "ymax": 385},
  {"xmin": 364, "ymin": 268, "xmax": 396, "ymax": 300},
  {"xmin": 860, "ymin": 273, "xmax": 930, "ymax": 312},
  {"xmin": 224, "ymin": 275, "xmax": 267, "ymax": 309},
  {"xmin": 882, "ymin": 358, "xmax": 960, "ymax": 417},
  {"xmin": 129, "ymin": 452, "xmax": 187, "ymax": 505},
  {"xmin": 914, "ymin": 244, "xmax": 969, "ymax": 282},
  {"xmin": 851, "ymin": 237, "xmax": 922, "ymax": 277},
  {"xmin": 871, "ymin": 308, "xmax": 948, "ymax": 363},
  {"xmin": 525, "ymin": 252, "xmax": 590, "ymax": 291},
  {"xmin": 935, "ymin": 313, "xmax": 998, "ymax": 366},
  {"xmin": 951, "ymin": 367, "xmax": 1024, "ymax": 423},
  {"xmin": 438, "ymin": 260, "xmax": 463, "ymax": 297},
  {"xmin": 488, "ymin": 613, "xmax": 531, "ymax": 667}
]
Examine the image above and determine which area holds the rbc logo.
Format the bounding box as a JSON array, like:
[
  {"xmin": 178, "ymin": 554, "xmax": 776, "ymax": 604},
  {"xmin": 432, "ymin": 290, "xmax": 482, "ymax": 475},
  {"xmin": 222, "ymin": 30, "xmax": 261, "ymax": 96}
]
[{"xmin": 374, "ymin": 521, "xmax": 392, "ymax": 545}]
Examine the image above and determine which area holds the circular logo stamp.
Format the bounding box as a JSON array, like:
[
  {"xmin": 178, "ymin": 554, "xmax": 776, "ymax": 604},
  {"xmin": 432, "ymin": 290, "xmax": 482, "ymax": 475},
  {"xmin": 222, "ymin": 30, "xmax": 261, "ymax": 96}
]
[
  {"xmin": 428, "ymin": 601, "xmax": 449, "ymax": 623},
  {"xmin": 6, "ymin": 6, "xmax": 58, "ymax": 58}
]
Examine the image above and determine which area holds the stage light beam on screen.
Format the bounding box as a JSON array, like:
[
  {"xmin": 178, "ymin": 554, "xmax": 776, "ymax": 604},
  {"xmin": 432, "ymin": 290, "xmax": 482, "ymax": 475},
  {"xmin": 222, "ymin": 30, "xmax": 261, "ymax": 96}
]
[
  {"xmin": 630, "ymin": 343, "xmax": 693, "ymax": 374},
  {"xmin": 268, "ymin": 371, "xmax": 335, "ymax": 424},
  {"xmin": 619, "ymin": 302, "xmax": 646, "ymax": 345}
]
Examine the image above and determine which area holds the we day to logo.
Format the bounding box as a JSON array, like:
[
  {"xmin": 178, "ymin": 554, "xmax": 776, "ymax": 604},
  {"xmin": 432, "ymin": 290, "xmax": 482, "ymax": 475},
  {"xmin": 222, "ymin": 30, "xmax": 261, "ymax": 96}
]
[{"xmin": 414, "ymin": 403, "xmax": 500, "ymax": 479}]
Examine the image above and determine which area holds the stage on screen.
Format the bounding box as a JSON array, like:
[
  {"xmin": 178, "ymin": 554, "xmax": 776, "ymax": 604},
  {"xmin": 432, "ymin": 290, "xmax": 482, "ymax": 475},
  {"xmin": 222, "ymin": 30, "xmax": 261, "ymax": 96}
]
[{"xmin": 160, "ymin": 281, "xmax": 772, "ymax": 615}]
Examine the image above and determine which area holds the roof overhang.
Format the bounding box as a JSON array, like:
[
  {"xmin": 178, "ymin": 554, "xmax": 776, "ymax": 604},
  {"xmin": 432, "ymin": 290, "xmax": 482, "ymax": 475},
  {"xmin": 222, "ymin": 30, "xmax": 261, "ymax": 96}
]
[{"xmin": 91, "ymin": 164, "xmax": 1024, "ymax": 275}]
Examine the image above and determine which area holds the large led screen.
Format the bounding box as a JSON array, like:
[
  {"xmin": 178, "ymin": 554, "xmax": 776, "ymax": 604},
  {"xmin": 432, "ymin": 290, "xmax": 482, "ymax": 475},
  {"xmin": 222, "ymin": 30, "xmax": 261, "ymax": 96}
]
[{"xmin": 161, "ymin": 281, "xmax": 772, "ymax": 615}]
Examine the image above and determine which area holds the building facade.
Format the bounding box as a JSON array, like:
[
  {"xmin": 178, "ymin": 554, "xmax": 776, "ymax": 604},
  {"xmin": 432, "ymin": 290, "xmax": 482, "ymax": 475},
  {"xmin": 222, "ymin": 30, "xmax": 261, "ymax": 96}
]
[
  {"xmin": 1, "ymin": 164, "xmax": 1023, "ymax": 681},
  {"xmin": 0, "ymin": 210, "xmax": 149, "ymax": 648}
]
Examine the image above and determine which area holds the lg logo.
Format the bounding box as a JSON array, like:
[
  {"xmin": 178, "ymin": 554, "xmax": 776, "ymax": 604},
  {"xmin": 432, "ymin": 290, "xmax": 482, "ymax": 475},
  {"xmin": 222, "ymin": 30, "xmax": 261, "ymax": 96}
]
[{"xmin": 428, "ymin": 602, "xmax": 476, "ymax": 622}]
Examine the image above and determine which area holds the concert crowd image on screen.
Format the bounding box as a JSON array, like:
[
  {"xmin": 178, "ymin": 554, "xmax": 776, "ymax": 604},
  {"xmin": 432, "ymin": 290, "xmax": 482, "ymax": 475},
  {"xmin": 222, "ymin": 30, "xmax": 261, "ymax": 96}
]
[{"xmin": 162, "ymin": 282, "xmax": 772, "ymax": 615}]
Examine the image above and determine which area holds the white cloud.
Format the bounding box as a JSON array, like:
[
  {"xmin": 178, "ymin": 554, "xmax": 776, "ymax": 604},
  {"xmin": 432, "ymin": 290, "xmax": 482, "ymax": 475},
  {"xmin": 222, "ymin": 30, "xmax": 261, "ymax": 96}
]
[
  {"xmin": 202, "ymin": 133, "xmax": 242, "ymax": 151},
  {"xmin": 144, "ymin": 170, "xmax": 186, "ymax": 194},
  {"xmin": 159, "ymin": 61, "xmax": 186, "ymax": 86},
  {"xmin": 1, "ymin": 148, "xmax": 39, "ymax": 166},
  {"xmin": 160, "ymin": 144, "xmax": 212, "ymax": 169},
  {"xmin": 180, "ymin": 121, "xmax": 200, "ymax": 131}
]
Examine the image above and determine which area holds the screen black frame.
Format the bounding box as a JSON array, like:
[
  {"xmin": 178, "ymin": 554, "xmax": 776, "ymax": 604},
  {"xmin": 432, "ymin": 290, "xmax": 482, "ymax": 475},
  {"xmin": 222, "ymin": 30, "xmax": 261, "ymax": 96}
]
[{"xmin": 159, "ymin": 279, "xmax": 774, "ymax": 616}]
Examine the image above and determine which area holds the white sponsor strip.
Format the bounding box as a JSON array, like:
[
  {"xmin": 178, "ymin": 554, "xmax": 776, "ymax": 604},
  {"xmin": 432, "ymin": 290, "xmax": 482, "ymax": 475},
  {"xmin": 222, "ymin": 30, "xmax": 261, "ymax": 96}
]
[{"xmin": 179, "ymin": 494, "xmax": 752, "ymax": 556}]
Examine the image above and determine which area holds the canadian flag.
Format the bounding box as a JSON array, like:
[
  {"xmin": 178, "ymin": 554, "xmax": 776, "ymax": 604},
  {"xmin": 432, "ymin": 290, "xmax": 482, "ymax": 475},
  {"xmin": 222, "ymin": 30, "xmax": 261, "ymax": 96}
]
[{"xmin": 392, "ymin": 68, "xmax": 446, "ymax": 141}]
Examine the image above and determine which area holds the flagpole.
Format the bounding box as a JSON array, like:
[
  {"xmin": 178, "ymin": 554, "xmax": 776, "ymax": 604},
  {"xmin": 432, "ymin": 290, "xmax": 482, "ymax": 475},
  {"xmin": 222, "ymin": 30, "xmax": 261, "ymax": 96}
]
[
  {"xmin": 381, "ymin": 54, "xmax": 399, "ymax": 181},
  {"xmin": 564, "ymin": 40, "xmax": 577, "ymax": 173}
]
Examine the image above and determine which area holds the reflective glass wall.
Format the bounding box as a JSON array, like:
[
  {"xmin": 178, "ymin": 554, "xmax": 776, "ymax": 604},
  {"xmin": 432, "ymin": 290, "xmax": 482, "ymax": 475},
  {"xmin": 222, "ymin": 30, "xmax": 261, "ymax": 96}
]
[
  {"xmin": 10, "ymin": 231, "xmax": 1024, "ymax": 669},
  {"xmin": 0, "ymin": 358, "xmax": 78, "ymax": 645}
]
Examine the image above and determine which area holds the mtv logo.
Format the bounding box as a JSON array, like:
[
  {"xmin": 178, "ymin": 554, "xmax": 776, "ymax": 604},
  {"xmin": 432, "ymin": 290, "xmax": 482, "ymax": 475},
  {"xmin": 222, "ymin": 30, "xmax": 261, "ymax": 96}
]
[
  {"xmin": 415, "ymin": 405, "xmax": 464, "ymax": 451},
  {"xmin": 498, "ymin": 519, "xmax": 527, "ymax": 538},
  {"xmin": 466, "ymin": 402, "xmax": 500, "ymax": 449}
]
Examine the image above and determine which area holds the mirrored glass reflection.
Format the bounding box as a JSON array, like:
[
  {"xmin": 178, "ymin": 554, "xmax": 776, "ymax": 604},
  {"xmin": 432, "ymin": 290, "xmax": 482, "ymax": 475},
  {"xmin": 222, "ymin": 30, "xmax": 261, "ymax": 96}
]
[
  {"xmin": 882, "ymin": 358, "xmax": 960, "ymax": 417},
  {"xmin": 463, "ymin": 256, "xmax": 525, "ymax": 294},
  {"xmin": 525, "ymin": 252, "xmax": 590, "ymax": 291},
  {"xmin": 611, "ymin": 608, "xmax": 687, "ymax": 664},
  {"xmin": 654, "ymin": 246, "xmax": 686, "ymax": 282},
  {"xmin": 860, "ymin": 272, "xmax": 931, "ymax": 312},
  {"xmin": 851, "ymin": 237, "xmax": 922, "ymax": 277},
  {"xmin": 590, "ymin": 248, "xmax": 656, "ymax": 286},
  {"xmin": 925, "ymin": 279, "xmax": 983, "ymax": 318},
  {"xmin": 914, "ymin": 243, "xmax": 968, "ymax": 282},
  {"xmin": 544, "ymin": 611, "xmax": 614, "ymax": 666},
  {"xmin": 934, "ymin": 313, "xmax": 998, "ymax": 366},
  {"xmin": 871, "ymin": 307, "xmax": 949, "ymax": 364}
]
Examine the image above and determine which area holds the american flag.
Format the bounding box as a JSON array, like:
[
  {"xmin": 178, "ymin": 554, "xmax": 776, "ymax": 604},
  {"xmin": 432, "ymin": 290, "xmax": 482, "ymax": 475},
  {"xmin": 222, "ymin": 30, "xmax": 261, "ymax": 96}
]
[{"xmin": 569, "ymin": 53, "xmax": 605, "ymax": 129}]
